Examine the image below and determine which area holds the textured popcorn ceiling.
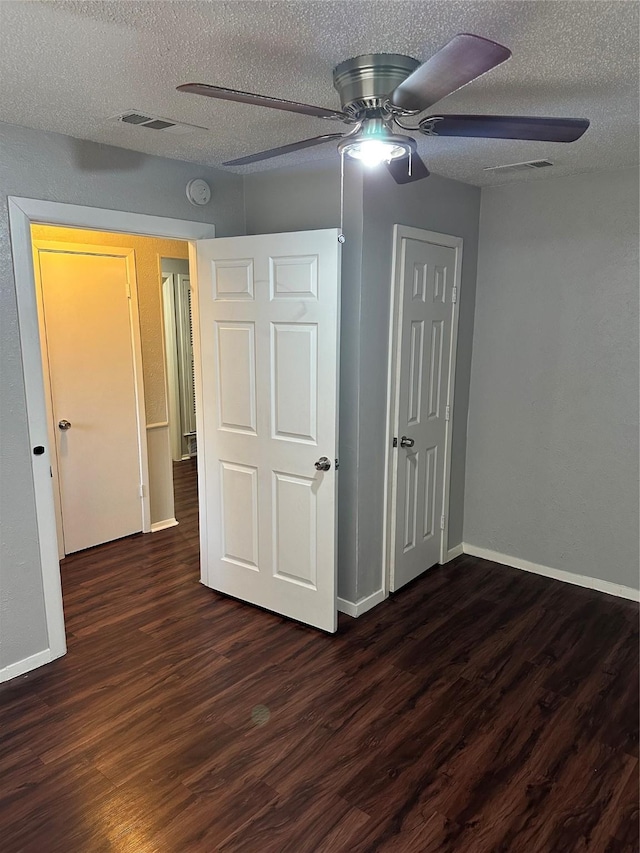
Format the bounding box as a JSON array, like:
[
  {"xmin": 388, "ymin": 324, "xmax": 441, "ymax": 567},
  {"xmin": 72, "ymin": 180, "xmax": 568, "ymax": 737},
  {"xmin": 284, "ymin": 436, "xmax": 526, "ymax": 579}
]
[{"xmin": 0, "ymin": 0, "xmax": 637, "ymax": 186}]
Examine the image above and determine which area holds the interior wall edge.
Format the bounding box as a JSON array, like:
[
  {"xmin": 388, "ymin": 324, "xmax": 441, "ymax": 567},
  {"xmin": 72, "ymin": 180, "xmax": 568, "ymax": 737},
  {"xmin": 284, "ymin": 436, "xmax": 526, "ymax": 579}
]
[
  {"xmin": 0, "ymin": 647, "xmax": 53, "ymax": 684},
  {"xmin": 336, "ymin": 588, "xmax": 387, "ymax": 618}
]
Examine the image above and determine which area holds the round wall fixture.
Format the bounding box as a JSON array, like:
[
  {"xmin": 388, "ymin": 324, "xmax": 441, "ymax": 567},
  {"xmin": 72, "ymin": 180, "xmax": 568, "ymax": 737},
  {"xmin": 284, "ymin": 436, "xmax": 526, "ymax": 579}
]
[{"xmin": 186, "ymin": 178, "xmax": 211, "ymax": 206}]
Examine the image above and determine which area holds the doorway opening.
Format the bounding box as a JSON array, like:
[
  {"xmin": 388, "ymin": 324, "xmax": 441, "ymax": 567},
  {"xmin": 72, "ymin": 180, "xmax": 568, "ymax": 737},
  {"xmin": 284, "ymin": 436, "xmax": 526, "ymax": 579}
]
[
  {"xmin": 30, "ymin": 224, "xmax": 197, "ymax": 556},
  {"xmin": 28, "ymin": 224, "xmax": 202, "ymax": 649},
  {"xmin": 161, "ymin": 258, "xmax": 199, "ymax": 530},
  {"xmin": 8, "ymin": 196, "xmax": 215, "ymax": 674}
]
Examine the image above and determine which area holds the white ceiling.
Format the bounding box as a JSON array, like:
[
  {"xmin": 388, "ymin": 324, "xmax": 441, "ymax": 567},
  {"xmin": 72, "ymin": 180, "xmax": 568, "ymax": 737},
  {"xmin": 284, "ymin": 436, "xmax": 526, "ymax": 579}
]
[{"xmin": 0, "ymin": 0, "xmax": 638, "ymax": 186}]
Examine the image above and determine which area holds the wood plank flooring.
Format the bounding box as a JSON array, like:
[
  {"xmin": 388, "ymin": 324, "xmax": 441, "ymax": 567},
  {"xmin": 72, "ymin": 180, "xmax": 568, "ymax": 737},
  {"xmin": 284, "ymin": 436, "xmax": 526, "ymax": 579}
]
[{"xmin": 0, "ymin": 459, "xmax": 637, "ymax": 852}]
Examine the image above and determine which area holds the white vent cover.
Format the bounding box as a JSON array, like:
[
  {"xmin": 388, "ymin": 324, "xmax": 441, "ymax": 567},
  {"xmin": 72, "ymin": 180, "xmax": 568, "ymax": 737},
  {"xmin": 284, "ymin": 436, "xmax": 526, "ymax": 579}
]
[
  {"xmin": 483, "ymin": 159, "xmax": 554, "ymax": 174},
  {"xmin": 110, "ymin": 111, "xmax": 206, "ymax": 135}
]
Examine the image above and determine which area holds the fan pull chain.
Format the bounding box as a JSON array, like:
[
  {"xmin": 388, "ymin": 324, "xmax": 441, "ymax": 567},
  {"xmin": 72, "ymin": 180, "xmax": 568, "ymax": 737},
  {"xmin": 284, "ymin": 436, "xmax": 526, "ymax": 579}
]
[{"xmin": 338, "ymin": 149, "xmax": 346, "ymax": 244}]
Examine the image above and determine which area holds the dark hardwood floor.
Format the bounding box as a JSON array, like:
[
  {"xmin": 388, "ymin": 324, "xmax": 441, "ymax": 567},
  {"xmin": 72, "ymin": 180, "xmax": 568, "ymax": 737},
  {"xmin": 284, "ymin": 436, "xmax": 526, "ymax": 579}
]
[{"xmin": 1, "ymin": 459, "xmax": 638, "ymax": 852}]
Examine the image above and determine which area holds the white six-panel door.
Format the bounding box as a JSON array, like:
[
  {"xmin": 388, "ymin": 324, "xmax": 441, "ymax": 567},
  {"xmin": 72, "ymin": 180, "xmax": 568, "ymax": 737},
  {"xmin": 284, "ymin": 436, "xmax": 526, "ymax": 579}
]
[
  {"xmin": 194, "ymin": 230, "xmax": 340, "ymax": 632},
  {"xmin": 390, "ymin": 232, "xmax": 458, "ymax": 592},
  {"xmin": 35, "ymin": 245, "xmax": 146, "ymax": 555}
]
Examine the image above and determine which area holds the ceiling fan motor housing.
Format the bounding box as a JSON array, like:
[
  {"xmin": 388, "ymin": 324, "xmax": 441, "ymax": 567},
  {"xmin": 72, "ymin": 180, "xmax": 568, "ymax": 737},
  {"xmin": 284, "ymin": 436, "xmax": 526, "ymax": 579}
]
[{"xmin": 332, "ymin": 54, "xmax": 420, "ymax": 118}]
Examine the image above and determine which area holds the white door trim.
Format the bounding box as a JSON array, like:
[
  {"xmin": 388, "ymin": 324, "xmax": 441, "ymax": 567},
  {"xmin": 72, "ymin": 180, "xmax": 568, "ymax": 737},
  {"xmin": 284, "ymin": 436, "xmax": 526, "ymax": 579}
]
[
  {"xmin": 187, "ymin": 244, "xmax": 208, "ymax": 585},
  {"xmin": 8, "ymin": 196, "xmax": 214, "ymax": 675},
  {"xmin": 161, "ymin": 274, "xmax": 183, "ymax": 462},
  {"xmin": 382, "ymin": 224, "xmax": 463, "ymax": 596}
]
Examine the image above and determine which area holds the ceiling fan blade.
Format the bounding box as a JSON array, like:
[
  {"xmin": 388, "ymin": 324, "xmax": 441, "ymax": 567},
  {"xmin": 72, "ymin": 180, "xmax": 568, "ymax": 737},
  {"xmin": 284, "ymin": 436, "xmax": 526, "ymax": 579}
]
[
  {"xmin": 420, "ymin": 114, "xmax": 590, "ymax": 142},
  {"xmin": 386, "ymin": 152, "xmax": 430, "ymax": 184},
  {"xmin": 177, "ymin": 83, "xmax": 348, "ymax": 121},
  {"xmin": 223, "ymin": 134, "xmax": 345, "ymax": 166},
  {"xmin": 389, "ymin": 33, "xmax": 511, "ymax": 113}
]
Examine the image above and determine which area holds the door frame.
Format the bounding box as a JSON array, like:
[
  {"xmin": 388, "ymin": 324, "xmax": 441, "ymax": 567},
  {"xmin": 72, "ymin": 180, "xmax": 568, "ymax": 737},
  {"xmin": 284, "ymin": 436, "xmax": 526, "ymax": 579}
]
[
  {"xmin": 161, "ymin": 258, "xmax": 193, "ymax": 462},
  {"xmin": 8, "ymin": 196, "xmax": 214, "ymax": 671},
  {"xmin": 382, "ymin": 224, "xmax": 463, "ymax": 596},
  {"xmin": 32, "ymin": 239, "xmax": 151, "ymax": 556},
  {"xmin": 161, "ymin": 273, "xmax": 184, "ymax": 462}
]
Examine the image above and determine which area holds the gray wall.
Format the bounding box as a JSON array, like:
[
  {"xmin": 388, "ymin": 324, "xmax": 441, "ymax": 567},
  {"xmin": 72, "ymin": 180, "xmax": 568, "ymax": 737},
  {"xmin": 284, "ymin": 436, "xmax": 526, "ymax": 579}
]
[
  {"xmin": 0, "ymin": 121, "xmax": 244, "ymax": 671},
  {"xmin": 244, "ymin": 161, "xmax": 342, "ymax": 234},
  {"xmin": 161, "ymin": 258, "xmax": 191, "ymax": 276},
  {"xmin": 245, "ymin": 161, "xmax": 481, "ymax": 601},
  {"xmin": 465, "ymin": 167, "xmax": 640, "ymax": 589}
]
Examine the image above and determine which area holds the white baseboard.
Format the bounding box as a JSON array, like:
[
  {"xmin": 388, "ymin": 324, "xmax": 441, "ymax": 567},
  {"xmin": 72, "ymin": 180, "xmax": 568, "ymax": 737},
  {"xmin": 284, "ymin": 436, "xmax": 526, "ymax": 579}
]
[
  {"xmin": 463, "ymin": 543, "xmax": 640, "ymax": 603},
  {"xmin": 0, "ymin": 648, "xmax": 53, "ymax": 683},
  {"xmin": 443, "ymin": 543, "xmax": 464, "ymax": 562},
  {"xmin": 150, "ymin": 518, "xmax": 179, "ymax": 533},
  {"xmin": 337, "ymin": 588, "xmax": 387, "ymax": 618}
]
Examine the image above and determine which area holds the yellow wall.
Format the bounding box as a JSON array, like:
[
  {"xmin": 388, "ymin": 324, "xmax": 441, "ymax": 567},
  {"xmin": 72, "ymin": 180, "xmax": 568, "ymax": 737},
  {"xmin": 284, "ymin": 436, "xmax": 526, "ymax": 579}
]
[{"xmin": 31, "ymin": 225, "xmax": 188, "ymax": 425}]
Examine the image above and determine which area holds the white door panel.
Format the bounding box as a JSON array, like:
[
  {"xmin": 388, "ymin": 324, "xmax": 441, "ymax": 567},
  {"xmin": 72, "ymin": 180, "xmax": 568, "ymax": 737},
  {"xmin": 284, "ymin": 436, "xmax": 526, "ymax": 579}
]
[
  {"xmin": 36, "ymin": 248, "xmax": 144, "ymax": 554},
  {"xmin": 195, "ymin": 230, "xmax": 340, "ymax": 631},
  {"xmin": 391, "ymin": 237, "xmax": 456, "ymax": 591}
]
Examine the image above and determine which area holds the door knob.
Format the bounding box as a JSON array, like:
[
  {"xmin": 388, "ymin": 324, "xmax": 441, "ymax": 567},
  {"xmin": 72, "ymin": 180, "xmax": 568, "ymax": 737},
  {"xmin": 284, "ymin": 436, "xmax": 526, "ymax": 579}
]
[
  {"xmin": 58, "ymin": 419, "xmax": 72, "ymax": 431},
  {"xmin": 314, "ymin": 456, "xmax": 331, "ymax": 471},
  {"xmin": 400, "ymin": 436, "xmax": 414, "ymax": 448}
]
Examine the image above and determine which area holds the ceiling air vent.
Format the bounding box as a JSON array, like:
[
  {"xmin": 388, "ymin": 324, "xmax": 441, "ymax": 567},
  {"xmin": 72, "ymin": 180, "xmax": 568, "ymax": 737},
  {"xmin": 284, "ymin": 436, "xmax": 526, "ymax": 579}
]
[
  {"xmin": 110, "ymin": 111, "xmax": 206, "ymax": 135},
  {"xmin": 483, "ymin": 159, "xmax": 554, "ymax": 174}
]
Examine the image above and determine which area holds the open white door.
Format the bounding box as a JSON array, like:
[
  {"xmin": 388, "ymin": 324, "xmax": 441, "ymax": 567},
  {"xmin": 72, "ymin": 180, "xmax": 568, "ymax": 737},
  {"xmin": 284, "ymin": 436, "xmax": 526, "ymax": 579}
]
[{"xmin": 194, "ymin": 230, "xmax": 340, "ymax": 632}]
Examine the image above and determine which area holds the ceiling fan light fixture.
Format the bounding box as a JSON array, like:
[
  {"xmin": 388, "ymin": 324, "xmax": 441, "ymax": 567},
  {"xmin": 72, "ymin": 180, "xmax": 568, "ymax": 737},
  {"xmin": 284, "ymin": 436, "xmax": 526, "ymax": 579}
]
[
  {"xmin": 341, "ymin": 137, "xmax": 409, "ymax": 167},
  {"xmin": 338, "ymin": 126, "xmax": 414, "ymax": 168}
]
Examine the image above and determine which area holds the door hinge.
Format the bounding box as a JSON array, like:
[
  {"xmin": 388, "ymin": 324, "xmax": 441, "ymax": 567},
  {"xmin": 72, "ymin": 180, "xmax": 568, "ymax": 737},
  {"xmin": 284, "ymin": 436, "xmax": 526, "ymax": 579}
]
[
  {"xmin": 440, "ymin": 515, "xmax": 446, "ymax": 530},
  {"xmin": 335, "ymin": 458, "xmax": 339, "ymax": 470},
  {"xmin": 451, "ymin": 286, "xmax": 457, "ymax": 303},
  {"xmin": 393, "ymin": 437, "xmax": 398, "ymax": 448},
  {"xmin": 445, "ymin": 405, "xmax": 451, "ymax": 422},
  {"xmin": 126, "ymin": 279, "xmax": 132, "ymax": 299},
  {"xmin": 139, "ymin": 483, "xmax": 145, "ymax": 498}
]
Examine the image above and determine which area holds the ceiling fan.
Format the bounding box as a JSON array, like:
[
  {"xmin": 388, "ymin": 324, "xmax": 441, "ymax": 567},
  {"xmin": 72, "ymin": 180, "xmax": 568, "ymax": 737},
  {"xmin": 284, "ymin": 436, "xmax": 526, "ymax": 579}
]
[{"xmin": 177, "ymin": 33, "xmax": 590, "ymax": 183}]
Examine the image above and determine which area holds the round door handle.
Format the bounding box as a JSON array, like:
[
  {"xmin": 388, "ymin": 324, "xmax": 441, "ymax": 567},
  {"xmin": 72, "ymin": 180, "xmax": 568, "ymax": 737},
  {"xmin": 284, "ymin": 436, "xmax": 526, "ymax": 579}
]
[
  {"xmin": 58, "ymin": 419, "xmax": 72, "ymax": 431},
  {"xmin": 314, "ymin": 456, "xmax": 331, "ymax": 471},
  {"xmin": 400, "ymin": 436, "xmax": 414, "ymax": 448}
]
